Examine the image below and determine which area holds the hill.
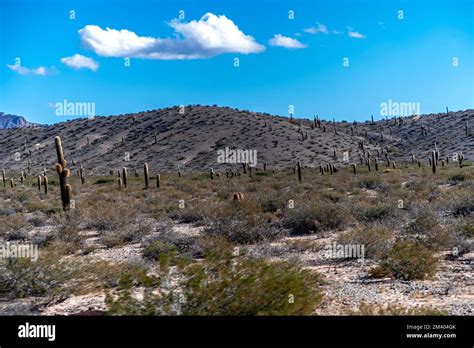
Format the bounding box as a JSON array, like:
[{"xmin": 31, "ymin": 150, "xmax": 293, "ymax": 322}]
[{"xmin": 0, "ymin": 105, "xmax": 472, "ymax": 174}]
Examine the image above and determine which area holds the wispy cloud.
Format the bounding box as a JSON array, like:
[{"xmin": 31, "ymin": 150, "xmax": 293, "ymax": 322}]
[
  {"xmin": 303, "ymin": 22, "xmax": 329, "ymax": 35},
  {"xmin": 61, "ymin": 54, "xmax": 99, "ymax": 71},
  {"xmin": 7, "ymin": 64, "xmax": 51, "ymax": 75},
  {"xmin": 347, "ymin": 27, "xmax": 366, "ymax": 39},
  {"xmin": 79, "ymin": 13, "xmax": 265, "ymax": 60},
  {"xmin": 268, "ymin": 34, "xmax": 307, "ymax": 49}
]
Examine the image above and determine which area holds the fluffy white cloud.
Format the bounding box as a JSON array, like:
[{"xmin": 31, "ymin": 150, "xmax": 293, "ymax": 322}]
[
  {"xmin": 78, "ymin": 13, "xmax": 265, "ymax": 60},
  {"xmin": 7, "ymin": 64, "xmax": 50, "ymax": 75},
  {"xmin": 61, "ymin": 54, "xmax": 99, "ymax": 71},
  {"xmin": 268, "ymin": 34, "xmax": 307, "ymax": 49},
  {"xmin": 347, "ymin": 27, "xmax": 366, "ymax": 39},
  {"xmin": 304, "ymin": 22, "xmax": 329, "ymax": 35}
]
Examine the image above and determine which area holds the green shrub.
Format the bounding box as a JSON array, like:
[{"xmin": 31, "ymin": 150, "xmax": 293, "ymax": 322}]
[
  {"xmin": 448, "ymin": 173, "xmax": 465, "ymax": 182},
  {"xmin": 284, "ymin": 202, "xmax": 349, "ymax": 235},
  {"xmin": 359, "ymin": 176, "xmax": 383, "ymax": 190},
  {"xmin": 337, "ymin": 225, "xmax": 393, "ymax": 259},
  {"xmin": 405, "ymin": 210, "xmax": 451, "ymax": 251},
  {"xmin": 94, "ymin": 178, "xmax": 115, "ymax": 185},
  {"xmin": 142, "ymin": 241, "xmax": 176, "ymax": 261},
  {"xmin": 369, "ymin": 241, "xmax": 437, "ymax": 281},
  {"xmin": 182, "ymin": 256, "xmax": 323, "ymax": 315},
  {"xmin": 355, "ymin": 202, "xmax": 394, "ymax": 222},
  {"xmin": 451, "ymin": 192, "xmax": 474, "ymax": 216},
  {"xmin": 204, "ymin": 214, "xmax": 283, "ymax": 244},
  {"xmin": 350, "ymin": 302, "xmax": 448, "ymax": 315},
  {"xmin": 0, "ymin": 255, "xmax": 73, "ymax": 299}
]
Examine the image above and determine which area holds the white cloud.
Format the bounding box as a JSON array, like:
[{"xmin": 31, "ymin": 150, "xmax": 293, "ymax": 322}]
[
  {"xmin": 78, "ymin": 13, "xmax": 265, "ymax": 60},
  {"xmin": 347, "ymin": 27, "xmax": 366, "ymax": 39},
  {"xmin": 304, "ymin": 22, "xmax": 329, "ymax": 35},
  {"xmin": 268, "ymin": 34, "xmax": 307, "ymax": 49},
  {"xmin": 61, "ymin": 54, "xmax": 99, "ymax": 71},
  {"xmin": 7, "ymin": 64, "xmax": 50, "ymax": 75}
]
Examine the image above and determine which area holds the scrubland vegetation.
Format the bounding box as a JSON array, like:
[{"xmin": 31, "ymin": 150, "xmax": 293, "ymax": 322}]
[{"xmin": 0, "ymin": 158, "xmax": 472, "ymax": 315}]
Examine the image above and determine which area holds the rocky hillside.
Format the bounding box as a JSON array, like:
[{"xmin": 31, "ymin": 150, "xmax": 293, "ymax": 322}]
[
  {"xmin": 0, "ymin": 112, "xmax": 38, "ymax": 129},
  {"xmin": 0, "ymin": 106, "xmax": 472, "ymax": 174}
]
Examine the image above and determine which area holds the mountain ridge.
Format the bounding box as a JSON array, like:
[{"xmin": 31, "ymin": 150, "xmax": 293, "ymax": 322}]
[{"xmin": 0, "ymin": 105, "xmax": 472, "ymax": 174}]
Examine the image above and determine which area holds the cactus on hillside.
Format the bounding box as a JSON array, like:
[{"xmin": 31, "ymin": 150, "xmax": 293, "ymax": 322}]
[
  {"xmin": 156, "ymin": 174, "xmax": 161, "ymax": 188},
  {"xmin": 43, "ymin": 176, "xmax": 48, "ymax": 194},
  {"xmin": 431, "ymin": 150, "xmax": 437, "ymax": 174},
  {"xmin": 351, "ymin": 163, "xmax": 357, "ymax": 175},
  {"xmin": 297, "ymin": 161, "xmax": 302, "ymax": 182},
  {"xmin": 458, "ymin": 153, "xmax": 464, "ymax": 168},
  {"xmin": 144, "ymin": 163, "xmax": 150, "ymax": 189},
  {"xmin": 54, "ymin": 136, "xmax": 72, "ymax": 210},
  {"xmin": 122, "ymin": 167, "xmax": 128, "ymax": 188}
]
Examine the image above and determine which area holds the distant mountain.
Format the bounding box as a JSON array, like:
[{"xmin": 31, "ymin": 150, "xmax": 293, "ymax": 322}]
[
  {"xmin": 0, "ymin": 105, "xmax": 472, "ymax": 174},
  {"xmin": 0, "ymin": 112, "xmax": 38, "ymax": 129}
]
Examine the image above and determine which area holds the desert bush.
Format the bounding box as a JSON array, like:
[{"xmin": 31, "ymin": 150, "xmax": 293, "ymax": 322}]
[
  {"xmin": 354, "ymin": 201, "xmax": 395, "ymax": 223},
  {"xmin": 337, "ymin": 225, "xmax": 393, "ymax": 259},
  {"xmin": 349, "ymin": 302, "xmax": 448, "ymax": 315},
  {"xmin": 405, "ymin": 209, "xmax": 452, "ymax": 251},
  {"xmin": 84, "ymin": 197, "xmax": 137, "ymax": 232},
  {"xmin": 182, "ymin": 256, "xmax": 324, "ymax": 315},
  {"xmin": 458, "ymin": 219, "xmax": 474, "ymax": 238},
  {"xmin": 448, "ymin": 173, "xmax": 466, "ymax": 183},
  {"xmin": 101, "ymin": 220, "xmax": 152, "ymax": 248},
  {"xmin": 94, "ymin": 178, "xmax": 115, "ymax": 185},
  {"xmin": 358, "ymin": 176, "xmax": 384, "ymax": 190},
  {"xmin": 0, "ymin": 255, "xmax": 74, "ymax": 299},
  {"xmin": 204, "ymin": 213, "xmax": 283, "ymax": 244},
  {"xmin": 142, "ymin": 240, "xmax": 176, "ymax": 261},
  {"xmin": 451, "ymin": 192, "xmax": 474, "ymax": 217},
  {"xmin": 284, "ymin": 201, "xmax": 349, "ymax": 235},
  {"xmin": 52, "ymin": 210, "xmax": 83, "ymax": 252},
  {"xmin": 369, "ymin": 240, "xmax": 437, "ymax": 281}
]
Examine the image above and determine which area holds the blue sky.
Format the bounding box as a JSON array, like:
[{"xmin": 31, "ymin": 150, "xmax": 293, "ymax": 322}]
[{"xmin": 0, "ymin": 0, "xmax": 473, "ymax": 124}]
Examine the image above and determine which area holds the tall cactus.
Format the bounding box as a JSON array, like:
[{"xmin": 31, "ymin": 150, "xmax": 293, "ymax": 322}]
[
  {"xmin": 43, "ymin": 176, "xmax": 48, "ymax": 194},
  {"xmin": 144, "ymin": 163, "xmax": 150, "ymax": 189},
  {"xmin": 458, "ymin": 153, "xmax": 464, "ymax": 168},
  {"xmin": 79, "ymin": 163, "xmax": 85, "ymax": 185},
  {"xmin": 156, "ymin": 174, "xmax": 161, "ymax": 188},
  {"xmin": 122, "ymin": 167, "xmax": 128, "ymax": 188},
  {"xmin": 54, "ymin": 136, "xmax": 72, "ymax": 210},
  {"xmin": 2, "ymin": 169, "xmax": 5, "ymax": 187},
  {"xmin": 297, "ymin": 161, "xmax": 302, "ymax": 182},
  {"xmin": 431, "ymin": 150, "xmax": 437, "ymax": 174},
  {"xmin": 37, "ymin": 175, "xmax": 42, "ymax": 192}
]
